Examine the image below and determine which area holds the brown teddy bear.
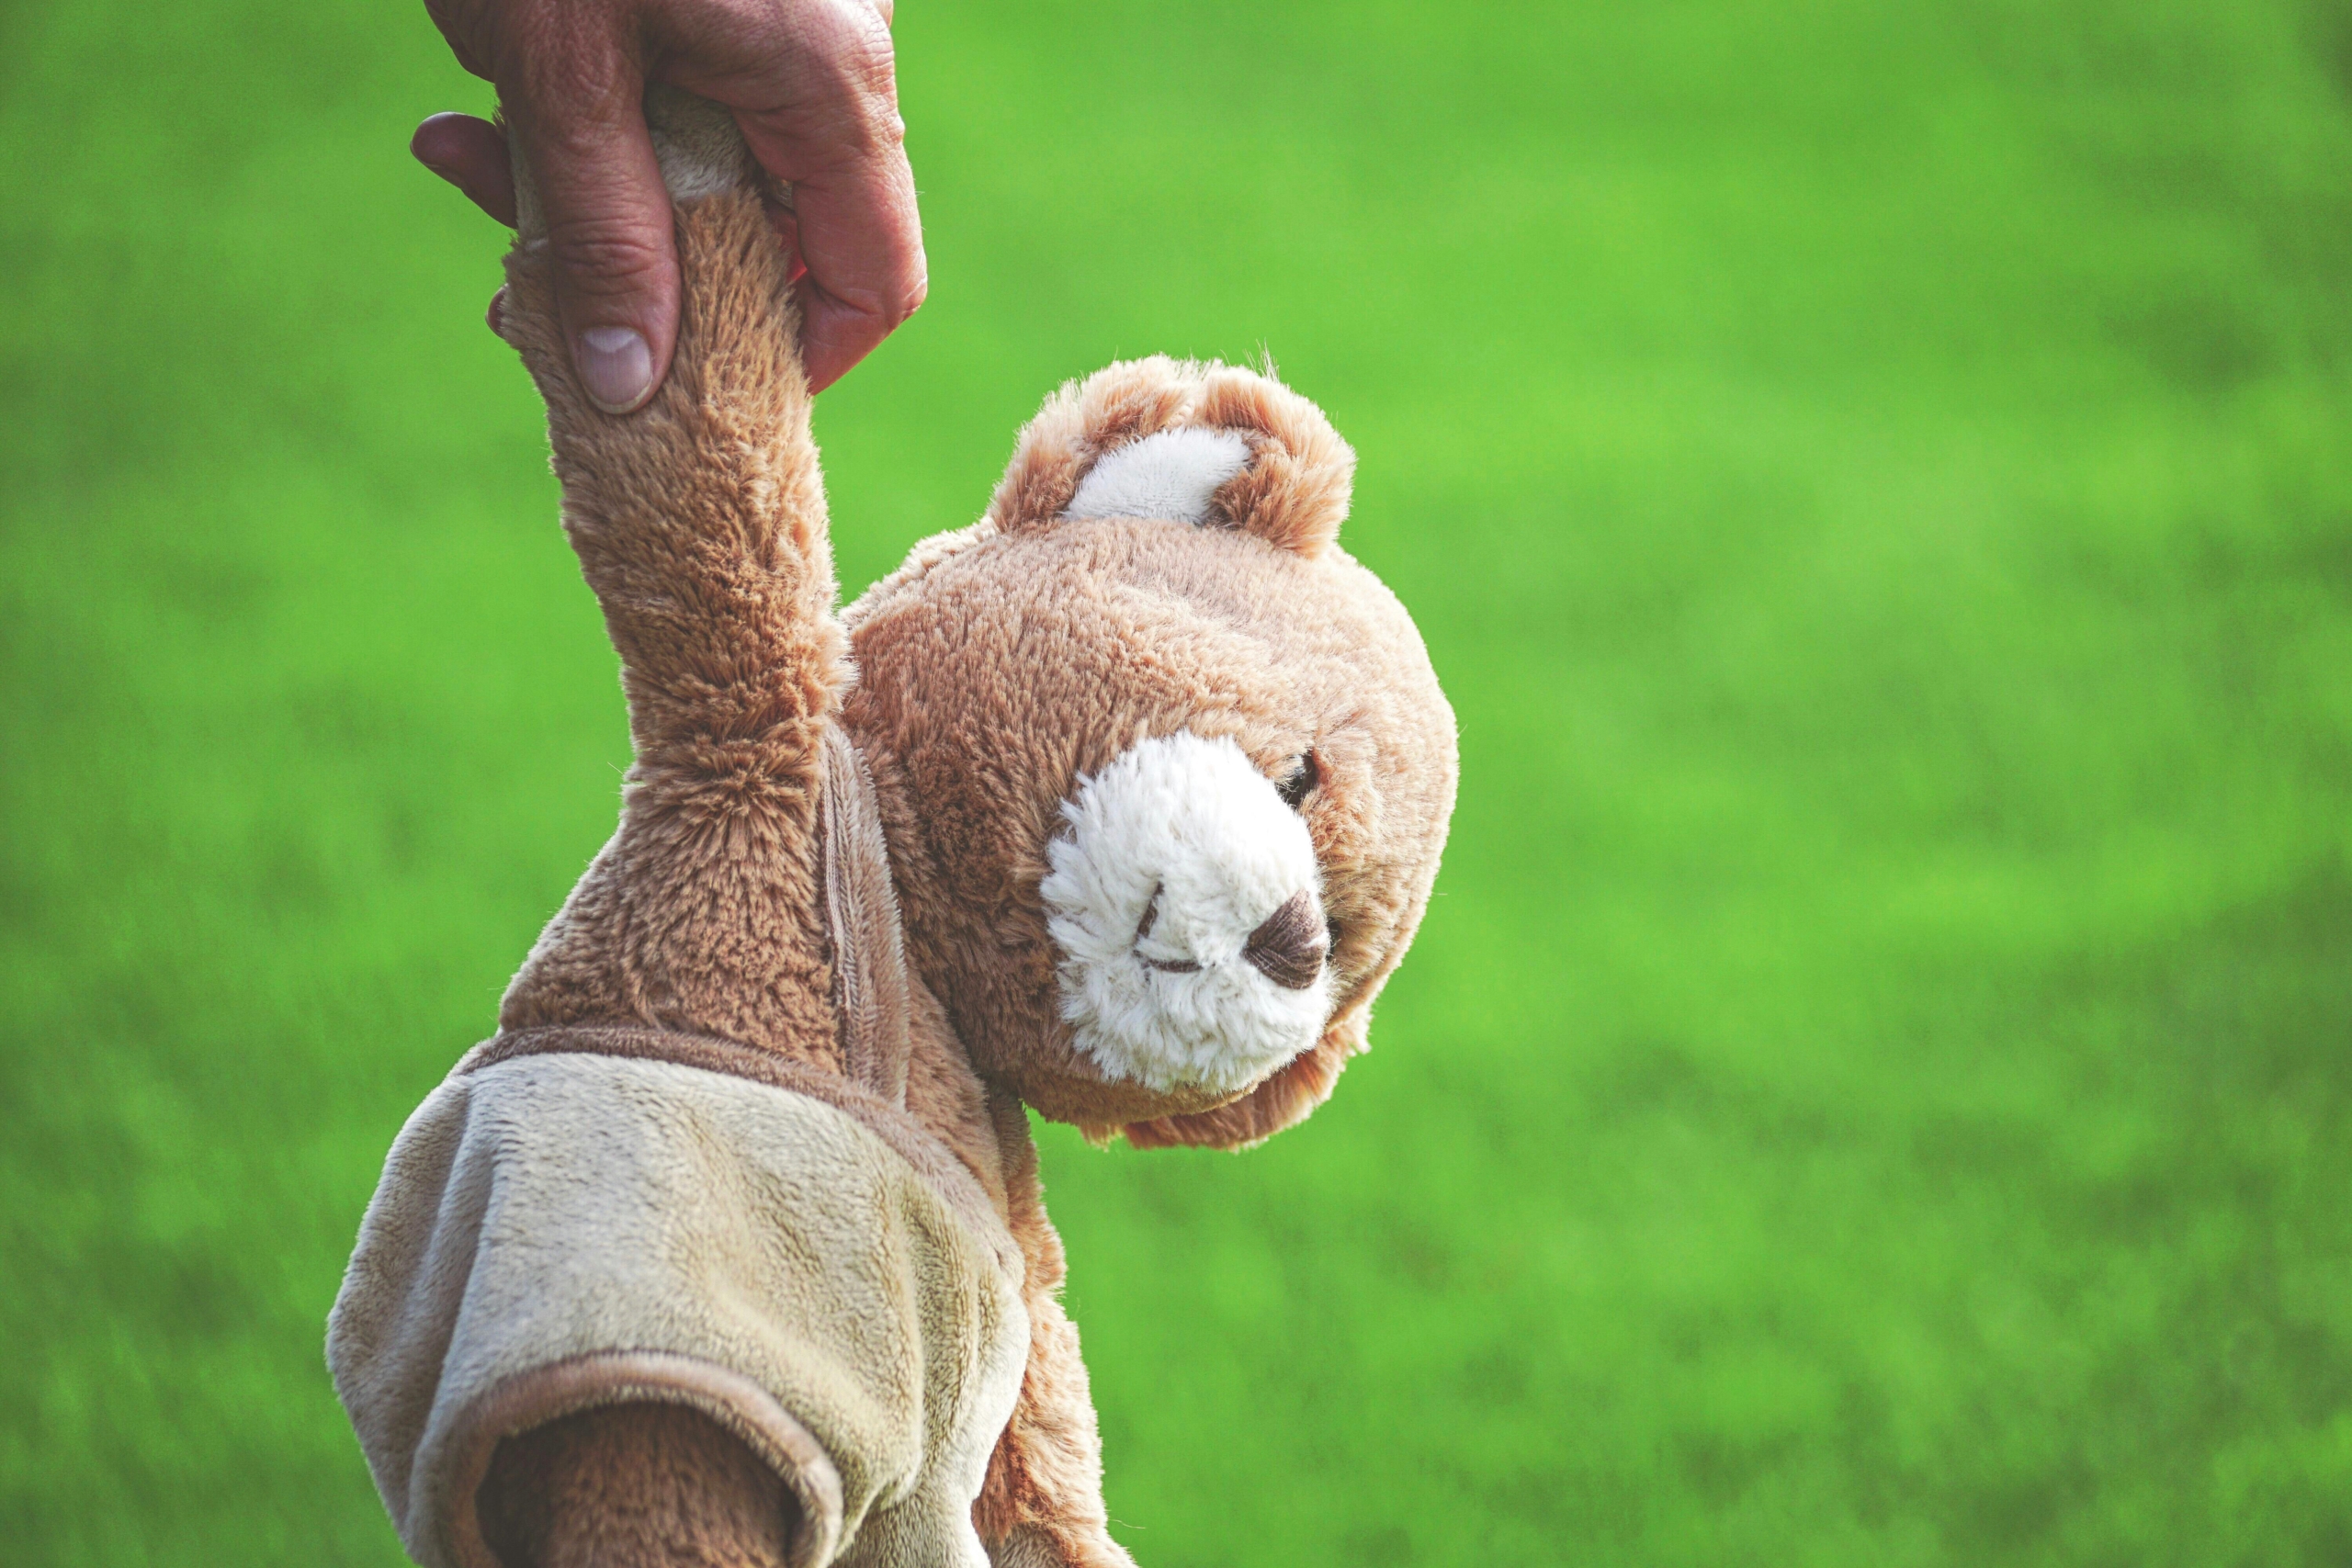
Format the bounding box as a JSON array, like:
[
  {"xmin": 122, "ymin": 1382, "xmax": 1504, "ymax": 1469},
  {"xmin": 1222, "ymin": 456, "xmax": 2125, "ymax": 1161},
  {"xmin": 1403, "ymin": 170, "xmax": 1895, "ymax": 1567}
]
[{"xmin": 329, "ymin": 89, "xmax": 1455, "ymax": 1568}]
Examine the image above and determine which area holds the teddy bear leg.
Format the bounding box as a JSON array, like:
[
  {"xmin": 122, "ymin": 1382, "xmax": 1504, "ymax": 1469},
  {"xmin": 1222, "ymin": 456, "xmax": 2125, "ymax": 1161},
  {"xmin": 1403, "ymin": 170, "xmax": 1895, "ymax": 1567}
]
[
  {"xmin": 478, "ymin": 1404, "xmax": 796, "ymax": 1568},
  {"xmin": 978, "ymin": 1309, "xmax": 1136, "ymax": 1568},
  {"xmin": 973, "ymin": 1098, "xmax": 1136, "ymax": 1568}
]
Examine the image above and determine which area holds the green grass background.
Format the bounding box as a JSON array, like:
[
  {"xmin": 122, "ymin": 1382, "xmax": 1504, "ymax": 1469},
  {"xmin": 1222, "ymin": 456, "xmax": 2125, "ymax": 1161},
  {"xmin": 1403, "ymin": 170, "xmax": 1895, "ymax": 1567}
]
[{"xmin": 6, "ymin": 0, "xmax": 2352, "ymax": 1562}]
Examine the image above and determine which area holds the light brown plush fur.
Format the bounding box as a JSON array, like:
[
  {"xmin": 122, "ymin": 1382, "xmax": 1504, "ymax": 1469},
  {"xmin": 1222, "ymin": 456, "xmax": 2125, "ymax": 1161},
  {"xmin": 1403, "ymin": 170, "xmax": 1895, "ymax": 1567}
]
[
  {"xmin": 842, "ymin": 360, "xmax": 1456, "ymax": 1143},
  {"xmin": 465, "ymin": 150, "xmax": 1453, "ymax": 1562},
  {"xmin": 493, "ymin": 194, "xmax": 846, "ymax": 1070}
]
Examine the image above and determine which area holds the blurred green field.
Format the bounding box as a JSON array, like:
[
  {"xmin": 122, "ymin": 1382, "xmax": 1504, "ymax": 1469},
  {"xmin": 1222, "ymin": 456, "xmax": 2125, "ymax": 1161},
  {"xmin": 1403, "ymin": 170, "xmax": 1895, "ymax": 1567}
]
[{"xmin": 6, "ymin": 0, "xmax": 2352, "ymax": 1562}]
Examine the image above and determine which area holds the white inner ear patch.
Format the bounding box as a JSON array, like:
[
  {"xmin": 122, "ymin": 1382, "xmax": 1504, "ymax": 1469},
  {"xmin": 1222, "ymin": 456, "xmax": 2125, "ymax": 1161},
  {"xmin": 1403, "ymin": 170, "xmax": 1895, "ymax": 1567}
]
[
  {"xmin": 1063, "ymin": 427, "xmax": 1252, "ymax": 524},
  {"xmin": 1040, "ymin": 733, "xmax": 1331, "ymax": 1097}
]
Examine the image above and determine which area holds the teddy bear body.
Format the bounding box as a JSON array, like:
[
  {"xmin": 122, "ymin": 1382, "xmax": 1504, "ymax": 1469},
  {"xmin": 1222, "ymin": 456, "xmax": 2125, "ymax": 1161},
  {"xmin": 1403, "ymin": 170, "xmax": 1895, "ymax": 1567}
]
[{"xmin": 330, "ymin": 90, "xmax": 1454, "ymax": 1568}]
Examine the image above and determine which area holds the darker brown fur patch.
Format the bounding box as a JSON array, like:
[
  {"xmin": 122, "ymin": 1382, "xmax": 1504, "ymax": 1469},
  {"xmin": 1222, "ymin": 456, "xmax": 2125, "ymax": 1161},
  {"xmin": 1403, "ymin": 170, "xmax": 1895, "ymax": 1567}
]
[{"xmin": 479, "ymin": 1404, "xmax": 796, "ymax": 1568}]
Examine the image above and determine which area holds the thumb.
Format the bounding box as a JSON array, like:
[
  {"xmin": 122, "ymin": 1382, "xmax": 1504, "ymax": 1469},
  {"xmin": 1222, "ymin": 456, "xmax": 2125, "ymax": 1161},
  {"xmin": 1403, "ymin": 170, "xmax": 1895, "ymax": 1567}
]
[{"xmin": 503, "ymin": 55, "xmax": 678, "ymax": 415}]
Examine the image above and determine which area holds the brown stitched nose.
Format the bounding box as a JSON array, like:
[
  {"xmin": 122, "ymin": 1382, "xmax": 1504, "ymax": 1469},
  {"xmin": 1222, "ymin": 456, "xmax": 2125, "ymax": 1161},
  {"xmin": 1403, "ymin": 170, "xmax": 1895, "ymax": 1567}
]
[{"xmin": 1243, "ymin": 890, "xmax": 1328, "ymax": 989}]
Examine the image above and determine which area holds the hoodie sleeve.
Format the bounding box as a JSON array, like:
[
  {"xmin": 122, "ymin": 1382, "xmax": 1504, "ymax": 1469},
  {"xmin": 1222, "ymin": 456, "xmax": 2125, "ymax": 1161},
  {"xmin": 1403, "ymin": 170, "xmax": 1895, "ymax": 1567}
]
[{"xmin": 327, "ymin": 1048, "xmax": 1027, "ymax": 1568}]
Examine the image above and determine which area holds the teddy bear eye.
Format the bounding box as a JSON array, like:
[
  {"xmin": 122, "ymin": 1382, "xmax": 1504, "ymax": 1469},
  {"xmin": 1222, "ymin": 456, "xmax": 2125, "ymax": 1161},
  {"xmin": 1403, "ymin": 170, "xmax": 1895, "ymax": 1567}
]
[{"xmin": 1276, "ymin": 751, "xmax": 1319, "ymax": 810}]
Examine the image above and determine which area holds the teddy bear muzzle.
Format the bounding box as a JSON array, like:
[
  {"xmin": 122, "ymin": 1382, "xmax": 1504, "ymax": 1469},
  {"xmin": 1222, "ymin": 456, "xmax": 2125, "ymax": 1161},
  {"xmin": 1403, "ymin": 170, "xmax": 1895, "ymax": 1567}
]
[{"xmin": 1040, "ymin": 732, "xmax": 1334, "ymax": 1099}]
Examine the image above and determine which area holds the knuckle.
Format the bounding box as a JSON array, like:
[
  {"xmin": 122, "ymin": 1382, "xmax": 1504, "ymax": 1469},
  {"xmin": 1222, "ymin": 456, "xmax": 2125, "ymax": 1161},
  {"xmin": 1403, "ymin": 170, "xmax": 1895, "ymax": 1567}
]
[
  {"xmin": 424, "ymin": 0, "xmax": 501, "ymax": 75},
  {"xmin": 494, "ymin": 5, "xmax": 634, "ymax": 114},
  {"xmin": 507, "ymin": 51, "xmax": 630, "ymax": 127},
  {"xmin": 716, "ymin": 2, "xmax": 907, "ymax": 167},
  {"xmin": 541, "ymin": 219, "xmax": 669, "ymax": 295},
  {"xmin": 422, "ymin": 0, "xmax": 474, "ymax": 41},
  {"xmin": 824, "ymin": 0, "xmax": 897, "ymax": 72},
  {"xmin": 834, "ymin": 272, "xmax": 924, "ymax": 331},
  {"xmin": 808, "ymin": 1, "xmax": 901, "ymax": 132},
  {"xmin": 888, "ymin": 275, "xmax": 927, "ymax": 325}
]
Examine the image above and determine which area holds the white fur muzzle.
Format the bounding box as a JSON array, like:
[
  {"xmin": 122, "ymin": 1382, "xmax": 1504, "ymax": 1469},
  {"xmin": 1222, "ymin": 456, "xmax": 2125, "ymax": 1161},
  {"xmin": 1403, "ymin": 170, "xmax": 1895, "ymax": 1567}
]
[{"xmin": 1039, "ymin": 733, "xmax": 1330, "ymax": 1096}]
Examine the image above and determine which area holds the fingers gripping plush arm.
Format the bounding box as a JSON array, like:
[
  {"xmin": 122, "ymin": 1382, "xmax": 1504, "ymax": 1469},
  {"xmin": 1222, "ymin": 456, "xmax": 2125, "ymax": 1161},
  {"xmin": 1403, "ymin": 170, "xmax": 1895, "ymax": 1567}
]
[
  {"xmin": 422, "ymin": 0, "xmax": 925, "ymax": 400},
  {"xmin": 494, "ymin": 91, "xmax": 849, "ymax": 1064}
]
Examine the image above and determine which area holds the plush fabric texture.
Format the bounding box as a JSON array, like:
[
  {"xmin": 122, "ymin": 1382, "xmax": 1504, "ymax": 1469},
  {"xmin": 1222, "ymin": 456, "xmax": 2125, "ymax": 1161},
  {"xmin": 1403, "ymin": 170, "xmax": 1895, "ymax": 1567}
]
[
  {"xmin": 341, "ymin": 146, "xmax": 1140, "ymax": 1563},
  {"xmin": 1060, "ymin": 427, "xmax": 1251, "ymax": 524},
  {"xmin": 325, "ymin": 1051, "xmax": 1027, "ymax": 1568},
  {"xmin": 450, "ymin": 1024, "xmax": 1009, "ymax": 1247},
  {"xmin": 1039, "ymin": 732, "xmax": 1330, "ymax": 1095},
  {"xmin": 823, "ymin": 725, "xmax": 914, "ymax": 1103},
  {"xmin": 333, "ymin": 85, "xmax": 1453, "ymax": 1568},
  {"xmin": 491, "ymin": 175, "xmax": 844, "ymax": 1071},
  {"xmin": 841, "ymin": 385, "xmax": 1458, "ymax": 1140},
  {"xmin": 477, "ymin": 1403, "xmax": 801, "ymax": 1568}
]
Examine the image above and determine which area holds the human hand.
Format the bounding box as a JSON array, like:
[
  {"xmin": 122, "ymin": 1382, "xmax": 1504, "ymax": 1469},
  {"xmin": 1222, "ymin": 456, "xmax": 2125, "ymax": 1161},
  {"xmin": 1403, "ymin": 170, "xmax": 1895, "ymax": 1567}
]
[{"xmin": 411, "ymin": 0, "xmax": 922, "ymax": 408}]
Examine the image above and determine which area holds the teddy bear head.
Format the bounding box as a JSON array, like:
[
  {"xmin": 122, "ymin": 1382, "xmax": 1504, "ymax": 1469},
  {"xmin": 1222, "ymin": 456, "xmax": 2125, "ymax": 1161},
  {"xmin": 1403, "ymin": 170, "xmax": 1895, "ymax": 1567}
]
[{"xmin": 841, "ymin": 356, "xmax": 1456, "ymax": 1148}]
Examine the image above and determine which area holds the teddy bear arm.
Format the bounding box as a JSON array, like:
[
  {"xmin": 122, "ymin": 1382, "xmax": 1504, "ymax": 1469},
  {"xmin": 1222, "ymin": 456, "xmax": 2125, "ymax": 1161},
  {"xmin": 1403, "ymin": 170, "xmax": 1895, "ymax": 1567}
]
[
  {"xmin": 499, "ymin": 189, "xmax": 847, "ymax": 784},
  {"xmin": 476, "ymin": 1402, "xmax": 796, "ymax": 1568},
  {"xmin": 492, "ymin": 185, "xmax": 849, "ymax": 1055}
]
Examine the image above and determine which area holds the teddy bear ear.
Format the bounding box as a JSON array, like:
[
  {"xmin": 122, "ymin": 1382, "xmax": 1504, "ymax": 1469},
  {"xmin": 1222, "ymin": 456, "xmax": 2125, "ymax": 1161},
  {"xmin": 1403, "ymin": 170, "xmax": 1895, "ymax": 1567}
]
[{"xmin": 985, "ymin": 356, "xmax": 1355, "ymax": 558}]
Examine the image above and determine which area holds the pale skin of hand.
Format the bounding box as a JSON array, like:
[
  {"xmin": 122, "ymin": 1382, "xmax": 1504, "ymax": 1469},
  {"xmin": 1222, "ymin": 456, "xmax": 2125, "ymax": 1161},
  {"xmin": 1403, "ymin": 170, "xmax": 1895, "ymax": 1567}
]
[{"xmin": 413, "ymin": 0, "xmax": 920, "ymax": 408}]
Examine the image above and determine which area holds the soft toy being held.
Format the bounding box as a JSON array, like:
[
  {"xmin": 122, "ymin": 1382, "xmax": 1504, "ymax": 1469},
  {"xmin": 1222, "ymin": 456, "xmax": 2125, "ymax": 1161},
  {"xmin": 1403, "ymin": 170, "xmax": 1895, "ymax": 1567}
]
[{"xmin": 330, "ymin": 89, "xmax": 1455, "ymax": 1568}]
